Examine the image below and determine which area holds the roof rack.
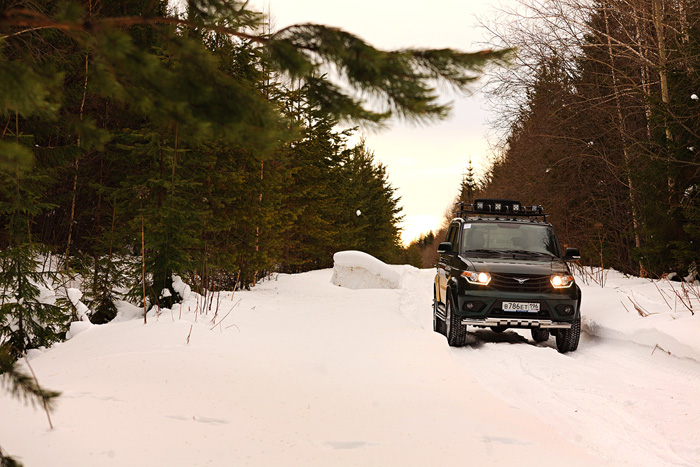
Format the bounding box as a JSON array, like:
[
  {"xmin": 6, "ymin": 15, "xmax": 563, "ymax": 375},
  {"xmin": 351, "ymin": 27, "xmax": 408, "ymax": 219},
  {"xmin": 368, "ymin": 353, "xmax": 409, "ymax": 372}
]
[{"xmin": 454, "ymin": 198, "xmax": 548, "ymax": 221}]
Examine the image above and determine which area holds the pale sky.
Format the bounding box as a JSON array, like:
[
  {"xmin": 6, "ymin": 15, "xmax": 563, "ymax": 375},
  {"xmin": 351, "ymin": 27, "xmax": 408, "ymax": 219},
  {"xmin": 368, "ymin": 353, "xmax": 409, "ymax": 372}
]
[{"xmin": 253, "ymin": 0, "xmax": 505, "ymax": 244}]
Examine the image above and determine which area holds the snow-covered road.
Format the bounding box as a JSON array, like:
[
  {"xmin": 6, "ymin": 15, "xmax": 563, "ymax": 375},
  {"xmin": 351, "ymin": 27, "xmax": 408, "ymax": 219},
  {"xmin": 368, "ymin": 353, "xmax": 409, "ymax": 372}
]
[
  {"xmin": 401, "ymin": 267, "xmax": 700, "ymax": 466},
  {"xmin": 2, "ymin": 262, "xmax": 699, "ymax": 466},
  {"xmin": 452, "ymin": 332, "xmax": 700, "ymax": 466}
]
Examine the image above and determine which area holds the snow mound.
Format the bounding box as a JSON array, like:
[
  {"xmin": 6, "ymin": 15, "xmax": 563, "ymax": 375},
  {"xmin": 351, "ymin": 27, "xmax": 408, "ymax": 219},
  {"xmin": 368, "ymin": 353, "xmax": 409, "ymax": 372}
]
[
  {"xmin": 331, "ymin": 250, "xmax": 401, "ymax": 289},
  {"xmin": 67, "ymin": 287, "xmax": 91, "ymax": 322},
  {"xmin": 66, "ymin": 321, "xmax": 92, "ymax": 339},
  {"xmin": 172, "ymin": 274, "xmax": 191, "ymax": 300}
]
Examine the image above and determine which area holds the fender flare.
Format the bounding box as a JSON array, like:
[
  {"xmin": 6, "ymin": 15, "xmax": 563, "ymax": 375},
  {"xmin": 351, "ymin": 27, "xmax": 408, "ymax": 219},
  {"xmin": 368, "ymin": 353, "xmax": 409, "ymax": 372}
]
[{"xmin": 445, "ymin": 279, "xmax": 460, "ymax": 307}]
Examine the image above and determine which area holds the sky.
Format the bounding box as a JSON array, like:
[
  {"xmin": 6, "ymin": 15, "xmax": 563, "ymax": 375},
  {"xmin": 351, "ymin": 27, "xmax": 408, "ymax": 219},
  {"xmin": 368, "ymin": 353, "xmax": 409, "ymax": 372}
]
[{"xmin": 251, "ymin": 0, "xmax": 506, "ymax": 244}]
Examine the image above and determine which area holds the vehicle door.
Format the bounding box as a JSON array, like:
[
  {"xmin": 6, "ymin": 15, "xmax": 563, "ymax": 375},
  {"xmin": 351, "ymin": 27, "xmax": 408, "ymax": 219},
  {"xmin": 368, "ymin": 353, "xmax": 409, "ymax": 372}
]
[{"xmin": 437, "ymin": 222, "xmax": 460, "ymax": 303}]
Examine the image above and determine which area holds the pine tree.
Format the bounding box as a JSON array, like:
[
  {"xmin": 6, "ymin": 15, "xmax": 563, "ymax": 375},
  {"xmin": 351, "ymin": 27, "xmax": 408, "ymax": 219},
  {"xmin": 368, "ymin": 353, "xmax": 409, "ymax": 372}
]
[
  {"xmin": 0, "ymin": 139, "xmax": 70, "ymax": 354},
  {"xmin": 336, "ymin": 141, "xmax": 404, "ymax": 262},
  {"xmin": 1, "ymin": 0, "xmax": 511, "ymax": 315},
  {"xmin": 276, "ymin": 90, "xmax": 354, "ymax": 272},
  {"xmin": 458, "ymin": 158, "xmax": 479, "ymax": 205}
]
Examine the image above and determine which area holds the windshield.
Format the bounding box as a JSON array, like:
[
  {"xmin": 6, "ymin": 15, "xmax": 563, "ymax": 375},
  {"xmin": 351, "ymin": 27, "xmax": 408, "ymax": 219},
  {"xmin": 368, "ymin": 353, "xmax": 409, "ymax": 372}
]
[{"xmin": 461, "ymin": 222, "xmax": 560, "ymax": 257}]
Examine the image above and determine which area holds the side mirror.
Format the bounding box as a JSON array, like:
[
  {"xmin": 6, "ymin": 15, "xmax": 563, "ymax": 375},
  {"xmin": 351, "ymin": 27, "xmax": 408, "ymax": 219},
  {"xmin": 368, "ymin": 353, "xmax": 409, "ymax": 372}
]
[
  {"xmin": 438, "ymin": 242, "xmax": 453, "ymax": 254},
  {"xmin": 564, "ymin": 248, "xmax": 581, "ymax": 261}
]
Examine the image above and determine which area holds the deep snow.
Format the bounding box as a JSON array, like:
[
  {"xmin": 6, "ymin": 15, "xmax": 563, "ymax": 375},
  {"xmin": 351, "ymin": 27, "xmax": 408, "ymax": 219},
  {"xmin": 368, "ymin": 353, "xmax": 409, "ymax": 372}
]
[{"xmin": 2, "ymin": 252, "xmax": 699, "ymax": 466}]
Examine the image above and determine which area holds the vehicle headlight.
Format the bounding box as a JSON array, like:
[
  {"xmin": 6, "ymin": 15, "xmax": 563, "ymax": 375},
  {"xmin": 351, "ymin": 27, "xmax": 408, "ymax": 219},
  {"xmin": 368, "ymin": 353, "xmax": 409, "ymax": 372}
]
[
  {"xmin": 550, "ymin": 274, "xmax": 574, "ymax": 288},
  {"xmin": 462, "ymin": 271, "xmax": 491, "ymax": 286}
]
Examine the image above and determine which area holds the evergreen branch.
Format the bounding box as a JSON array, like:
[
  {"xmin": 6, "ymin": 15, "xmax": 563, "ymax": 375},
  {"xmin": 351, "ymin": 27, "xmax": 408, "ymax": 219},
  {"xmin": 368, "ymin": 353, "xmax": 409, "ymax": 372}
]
[
  {"xmin": 0, "ymin": 25, "xmax": 52, "ymax": 39},
  {"xmin": 0, "ymin": 444, "xmax": 23, "ymax": 467},
  {"xmin": 0, "ymin": 8, "xmax": 266, "ymax": 43},
  {"xmin": 407, "ymin": 48, "xmax": 513, "ymax": 88},
  {"xmin": 0, "ymin": 347, "xmax": 60, "ymax": 416},
  {"xmin": 268, "ymin": 24, "xmax": 513, "ymax": 123},
  {"xmin": 305, "ymin": 76, "xmax": 389, "ymax": 127},
  {"xmin": 0, "ymin": 9, "xmax": 511, "ymax": 124}
]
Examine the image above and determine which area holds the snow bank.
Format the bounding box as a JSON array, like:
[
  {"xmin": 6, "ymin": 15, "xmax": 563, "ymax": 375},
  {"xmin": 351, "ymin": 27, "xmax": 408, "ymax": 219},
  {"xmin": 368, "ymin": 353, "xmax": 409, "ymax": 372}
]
[
  {"xmin": 331, "ymin": 250, "xmax": 401, "ymax": 289},
  {"xmin": 579, "ymin": 270, "xmax": 700, "ymax": 362}
]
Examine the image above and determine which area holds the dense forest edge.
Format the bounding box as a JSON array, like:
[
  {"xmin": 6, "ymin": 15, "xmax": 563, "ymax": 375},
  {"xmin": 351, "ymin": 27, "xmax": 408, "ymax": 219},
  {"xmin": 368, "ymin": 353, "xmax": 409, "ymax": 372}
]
[
  {"xmin": 408, "ymin": 0, "xmax": 700, "ymax": 283},
  {"xmin": 0, "ymin": 1, "xmax": 509, "ymax": 460},
  {"xmin": 0, "ymin": 0, "xmax": 507, "ymax": 370}
]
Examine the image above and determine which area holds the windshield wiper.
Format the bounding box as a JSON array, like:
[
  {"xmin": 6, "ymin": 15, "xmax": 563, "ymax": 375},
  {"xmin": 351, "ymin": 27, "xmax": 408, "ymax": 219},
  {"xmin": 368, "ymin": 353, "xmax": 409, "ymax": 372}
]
[
  {"xmin": 507, "ymin": 250, "xmax": 556, "ymax": 258},
  {"xmin": 463, "ymin": 249, "xmax": 502, "ymax": 256}
]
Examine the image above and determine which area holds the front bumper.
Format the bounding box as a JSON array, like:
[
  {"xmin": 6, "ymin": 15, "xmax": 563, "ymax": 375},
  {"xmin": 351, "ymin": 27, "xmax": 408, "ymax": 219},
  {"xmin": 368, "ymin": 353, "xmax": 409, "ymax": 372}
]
[
  {"xmin": 461, "ymin": 317, "xmax": 572, "ymax": 329},
  {"xmin": 454, "ymin": 286, "xmax": 580, "ymax": 329}
]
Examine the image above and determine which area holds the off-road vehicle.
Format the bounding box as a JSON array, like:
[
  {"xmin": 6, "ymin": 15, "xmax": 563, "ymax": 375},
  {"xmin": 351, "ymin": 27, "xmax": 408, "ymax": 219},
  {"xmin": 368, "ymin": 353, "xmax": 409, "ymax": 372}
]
[{"xmin": 433, "ymin": 199, "xmax": 582, "ymax": 353}]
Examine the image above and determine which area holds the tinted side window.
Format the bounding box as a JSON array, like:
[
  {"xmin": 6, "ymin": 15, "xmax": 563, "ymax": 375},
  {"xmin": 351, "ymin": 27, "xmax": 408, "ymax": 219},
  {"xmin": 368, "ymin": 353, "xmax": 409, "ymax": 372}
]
[{"xmin": 446, "ymin": 223, "xmax": 459, "ymax": 250}]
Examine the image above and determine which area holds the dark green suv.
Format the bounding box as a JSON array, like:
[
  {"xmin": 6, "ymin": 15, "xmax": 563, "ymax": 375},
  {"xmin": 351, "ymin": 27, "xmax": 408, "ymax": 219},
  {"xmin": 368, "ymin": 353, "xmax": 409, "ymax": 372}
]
[{"xmin": 433, "ymin": 199, "xmax": 582, "ymax": 353}]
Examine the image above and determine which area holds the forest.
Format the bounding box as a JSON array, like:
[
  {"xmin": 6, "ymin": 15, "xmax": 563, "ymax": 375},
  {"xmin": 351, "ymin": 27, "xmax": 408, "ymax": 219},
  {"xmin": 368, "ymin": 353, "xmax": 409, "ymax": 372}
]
[
  {"xmin": 2, "ymin": 1, "xmax": 699, "ymax": 464},
  {"xmin": 411, "ymin": 0, "xmax": 700, "ymax": 280},
  {"xmin": 0, "ymin": 0, "xmax": 507, "ymax": 357}
]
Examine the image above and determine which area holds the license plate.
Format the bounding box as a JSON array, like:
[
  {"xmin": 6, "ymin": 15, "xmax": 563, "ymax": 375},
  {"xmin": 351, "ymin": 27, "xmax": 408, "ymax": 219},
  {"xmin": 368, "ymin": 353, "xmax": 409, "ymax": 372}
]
[{"xmin": 502, "ymin": 301, "xmax": 540, "ymax": 312}]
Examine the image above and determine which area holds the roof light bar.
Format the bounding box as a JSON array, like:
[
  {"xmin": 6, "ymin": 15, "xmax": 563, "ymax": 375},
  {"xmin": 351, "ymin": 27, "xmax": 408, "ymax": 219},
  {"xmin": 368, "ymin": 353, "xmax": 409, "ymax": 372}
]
[{"xmin": 453, "ymin": 199, "xmax": 547, "ymax": 220}]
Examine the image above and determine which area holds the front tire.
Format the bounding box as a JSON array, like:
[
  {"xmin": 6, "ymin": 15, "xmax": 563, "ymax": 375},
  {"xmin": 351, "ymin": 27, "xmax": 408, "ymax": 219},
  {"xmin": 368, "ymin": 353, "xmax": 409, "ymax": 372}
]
[
  {"xmin": 445, "ymin": 292, "xmax": 467, "ymax": 347},
  {"xmin": 531, "ymin": 328, "xmax": 550, "ymax": 343},
  {"xmin": 556, "ymin": 315, "xmax": 580, "ymax": 353}
]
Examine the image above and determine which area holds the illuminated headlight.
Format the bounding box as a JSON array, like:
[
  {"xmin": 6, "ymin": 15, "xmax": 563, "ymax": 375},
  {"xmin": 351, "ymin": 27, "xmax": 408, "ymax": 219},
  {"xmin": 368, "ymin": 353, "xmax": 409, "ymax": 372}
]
[
  {"xmin": 494, "ymin": 203, "xmax": 502, "ymax": 211},
  {"xmin": 513, "ymin": 203, "xmax": 520, "ymax": 212},
  {"xmin": 550, "ymin": 274, "xmax": 574, "ymax": 288},
  {"xmin": 476, "ymin": 201, "xmax": 484, "ymax": 210},
  {"xmin": 463, "ymin": 271, "xmax": 491, "ymax": 286}
]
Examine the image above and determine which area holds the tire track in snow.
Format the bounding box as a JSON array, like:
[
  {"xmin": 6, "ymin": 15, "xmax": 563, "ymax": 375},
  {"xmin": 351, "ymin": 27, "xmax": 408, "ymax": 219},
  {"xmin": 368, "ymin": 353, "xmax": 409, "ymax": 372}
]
[{"xmin": 398, "ymin": 268, "xmax": 700, "ymax": 466}]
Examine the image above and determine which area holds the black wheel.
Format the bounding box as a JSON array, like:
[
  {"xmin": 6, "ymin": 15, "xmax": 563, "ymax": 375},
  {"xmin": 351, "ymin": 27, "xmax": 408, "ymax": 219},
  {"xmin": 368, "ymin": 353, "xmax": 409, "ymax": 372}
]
[
  {"xmin": 492, "ymin": 326, "xmax": 508, "ymax": 333},
  {"xmin": 445, "ymin": 292, "xmax": 467, "ymax": 347},
  {"xmin": 531, "ymin": 328, "xmax": 550, "ymax": 343},
  {"xmin": 556, "ymin": 315, "xmax": 580, "ymax": 353},
  {"xmin": 432, "ymin": 289, "xmax": 445, "ymax": 335}
]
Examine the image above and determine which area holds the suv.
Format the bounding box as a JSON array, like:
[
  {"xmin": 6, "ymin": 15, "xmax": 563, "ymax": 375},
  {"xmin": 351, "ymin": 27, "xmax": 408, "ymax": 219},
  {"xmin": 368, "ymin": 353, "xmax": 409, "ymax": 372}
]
[{"xmin": 433, "ymin": 199, "xmax": 582, "ymax": 353}]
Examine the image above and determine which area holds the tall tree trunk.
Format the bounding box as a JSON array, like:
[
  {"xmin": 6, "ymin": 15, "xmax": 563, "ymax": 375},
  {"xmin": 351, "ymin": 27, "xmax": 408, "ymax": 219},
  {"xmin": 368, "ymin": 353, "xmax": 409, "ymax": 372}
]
[
  {"xmin": 65, "ymin": 52, "xmax": 89, "ymax": 269},
  {"xmin": 603, "ymin": 0, "xmax": 643, "ymax": 273},
  {"xmin": 652, "ymin": 0, "xmax": 672, "ymax": 139},
  {"xmin": 170, "ymin": 124, "xmax": 179, "ymax": 207},
  {"xmin": 677, "ymin": 0, "xmax": 690, "ymax": 45},
  {"xmin": 631, "ymin": 3, "xmax": 653, "ymax": 139},
  {"xmin": 254, "ymin": 160, "xmax": 263, "ymax": 285},
  {"xmin": 652, "ymin": 0, "xmax": 675, "ymax": 202}
]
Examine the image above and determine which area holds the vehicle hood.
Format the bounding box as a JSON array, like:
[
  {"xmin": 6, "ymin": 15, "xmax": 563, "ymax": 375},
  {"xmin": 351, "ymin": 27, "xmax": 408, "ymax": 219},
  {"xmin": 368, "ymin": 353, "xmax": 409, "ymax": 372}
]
[{"xmin": 461, "ymin": 256, "xmax": 569, "ymax": 275}]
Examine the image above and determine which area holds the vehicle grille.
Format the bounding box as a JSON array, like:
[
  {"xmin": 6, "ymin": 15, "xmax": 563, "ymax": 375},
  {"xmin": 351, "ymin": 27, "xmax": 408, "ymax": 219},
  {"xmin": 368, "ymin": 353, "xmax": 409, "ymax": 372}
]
[{"xmin": 489, "ymin": 273, "xmax": 552, "ymax": 293}]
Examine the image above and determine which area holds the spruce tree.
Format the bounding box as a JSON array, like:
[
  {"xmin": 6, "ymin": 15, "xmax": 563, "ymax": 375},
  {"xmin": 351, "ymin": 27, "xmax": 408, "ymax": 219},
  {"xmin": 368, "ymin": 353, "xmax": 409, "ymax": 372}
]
[
  {"xmin": 335, "ymin": 141, "xmax": 404, "ymax": 262},
  {"xmin": 458, "ymin": 158, "xmax": 479, "ymax": 205},
  {"xmin": 0, "ymin": 137, "xmax": 70, "ymax": 355},
  {"xmin": 1, "ymin": 0, "xmax": 511, "ymax": 315}
]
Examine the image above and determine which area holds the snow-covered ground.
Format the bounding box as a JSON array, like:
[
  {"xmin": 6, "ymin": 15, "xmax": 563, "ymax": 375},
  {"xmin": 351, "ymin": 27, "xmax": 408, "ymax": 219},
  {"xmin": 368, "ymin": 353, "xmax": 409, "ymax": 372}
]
[{"xmin": 2, "ymin": 253, "xmax": 699, "ymax": 466}]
